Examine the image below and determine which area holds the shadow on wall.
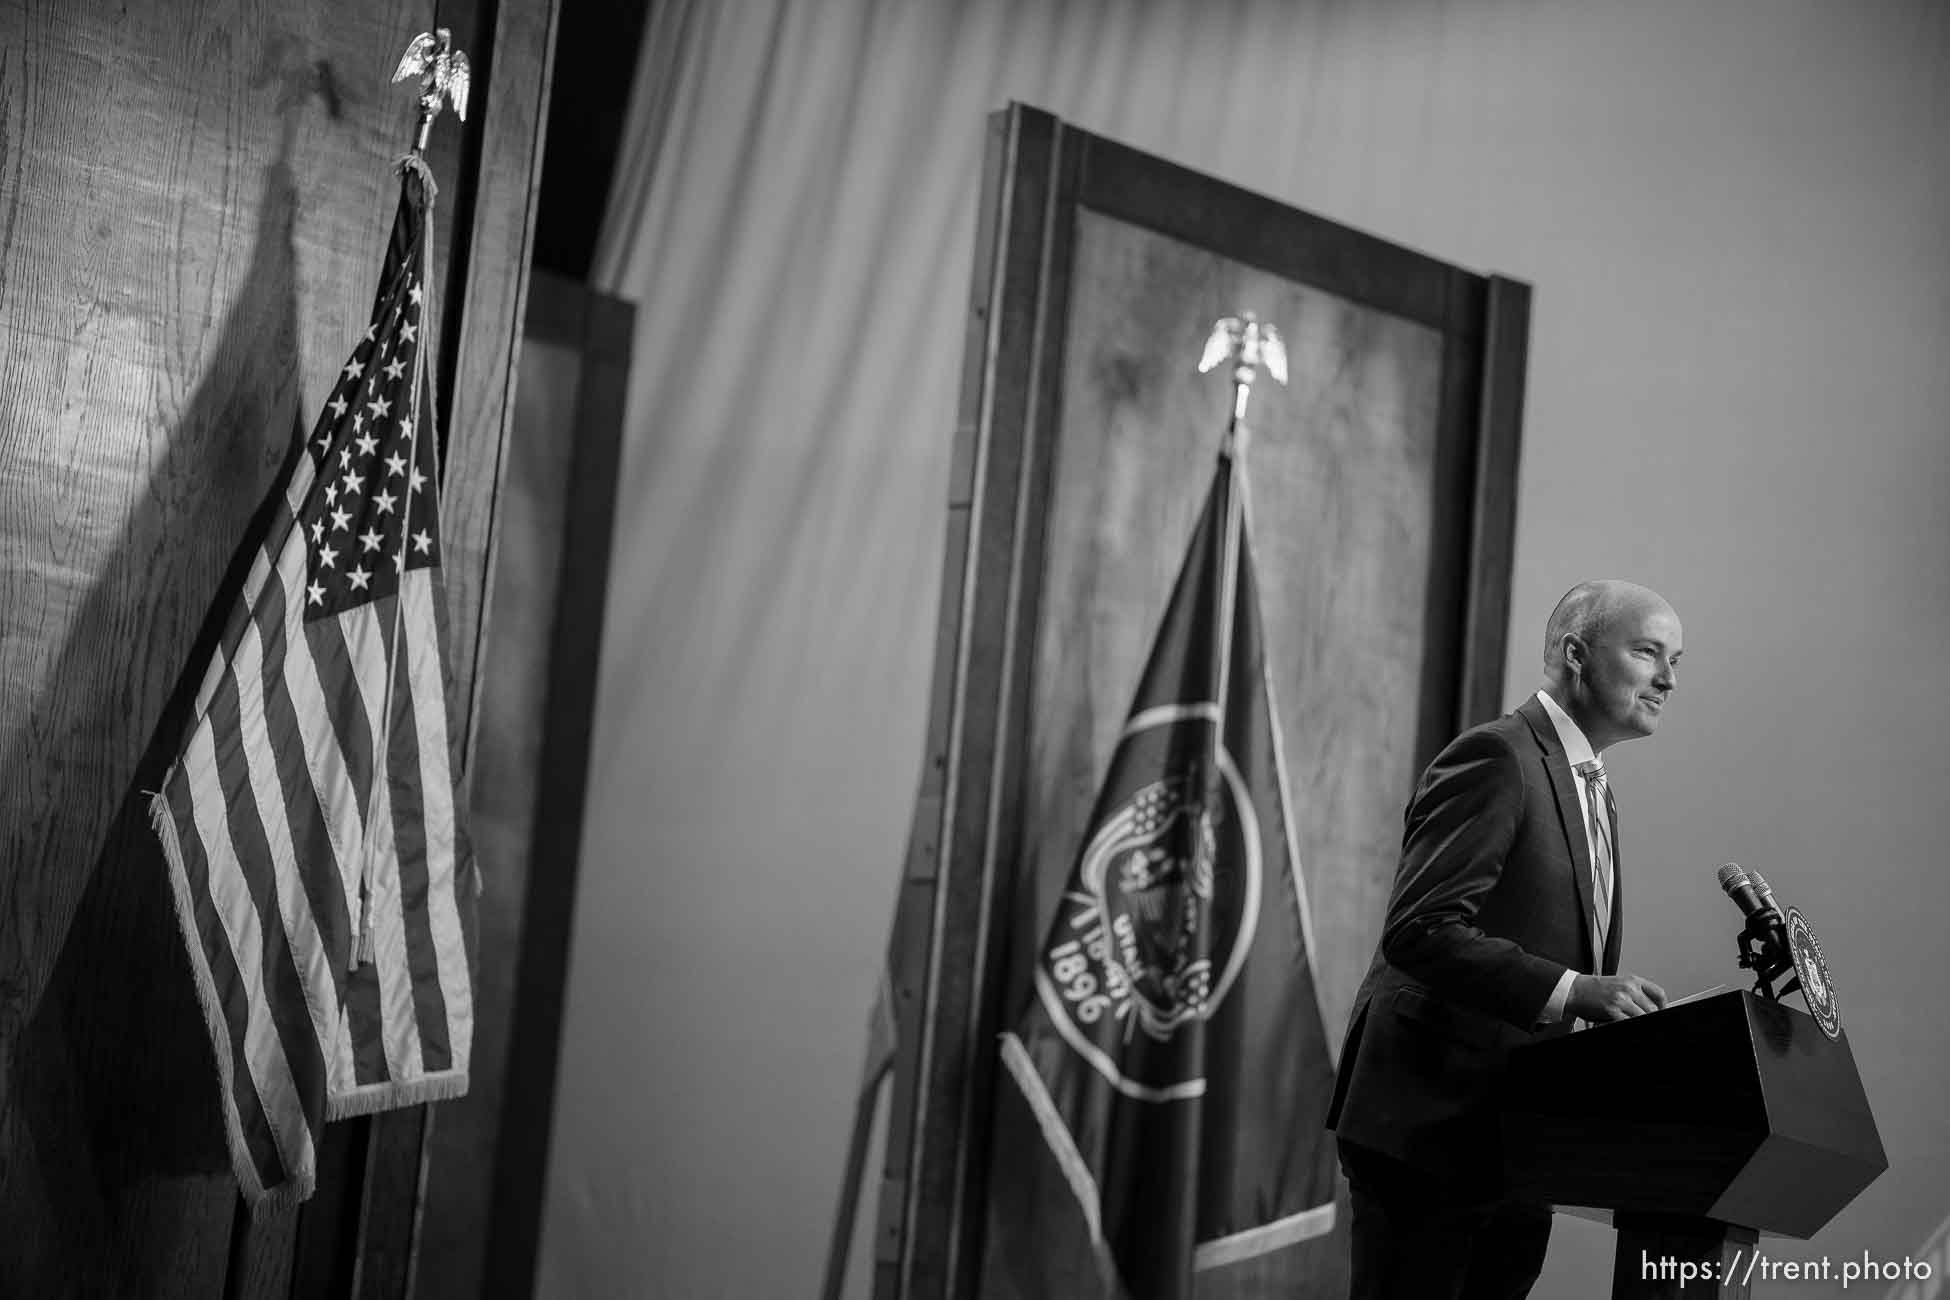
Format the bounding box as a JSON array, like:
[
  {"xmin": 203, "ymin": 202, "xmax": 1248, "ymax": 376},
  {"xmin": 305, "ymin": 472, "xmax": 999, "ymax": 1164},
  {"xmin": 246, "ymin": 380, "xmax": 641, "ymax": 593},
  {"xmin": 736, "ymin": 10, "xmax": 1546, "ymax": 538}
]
[{"xmin": 0, "ymin": 110, "xmax": 316, "ymax": 1294}]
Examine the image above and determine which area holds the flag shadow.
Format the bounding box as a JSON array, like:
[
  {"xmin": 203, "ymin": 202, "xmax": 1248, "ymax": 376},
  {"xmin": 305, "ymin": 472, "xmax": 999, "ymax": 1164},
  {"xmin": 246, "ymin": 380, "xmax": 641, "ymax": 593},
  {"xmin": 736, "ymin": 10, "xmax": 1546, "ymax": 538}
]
[{"xmin": 0, "ymin": 103, "xmax": 320, "ymax": 1293}]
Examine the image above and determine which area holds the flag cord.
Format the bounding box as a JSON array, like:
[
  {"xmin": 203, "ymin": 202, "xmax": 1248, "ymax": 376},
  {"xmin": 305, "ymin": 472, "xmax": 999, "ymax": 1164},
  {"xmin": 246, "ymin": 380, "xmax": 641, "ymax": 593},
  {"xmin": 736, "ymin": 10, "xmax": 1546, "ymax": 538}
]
[{"xmin": 353, "ymin": 157, "xmax": 440, "ymax": 968}]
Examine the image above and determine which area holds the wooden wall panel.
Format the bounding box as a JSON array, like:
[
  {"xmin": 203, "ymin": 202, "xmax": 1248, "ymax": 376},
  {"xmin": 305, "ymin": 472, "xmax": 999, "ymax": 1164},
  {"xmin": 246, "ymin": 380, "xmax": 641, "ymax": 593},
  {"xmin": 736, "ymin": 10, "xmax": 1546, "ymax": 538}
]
[
  {"xmin": 1010, "ymin": 209, "xmax": 1448, "ymax": 1053},
  {"xmin": 0, "ymin": 0, "xmax": 551, "ymax": 1294}
]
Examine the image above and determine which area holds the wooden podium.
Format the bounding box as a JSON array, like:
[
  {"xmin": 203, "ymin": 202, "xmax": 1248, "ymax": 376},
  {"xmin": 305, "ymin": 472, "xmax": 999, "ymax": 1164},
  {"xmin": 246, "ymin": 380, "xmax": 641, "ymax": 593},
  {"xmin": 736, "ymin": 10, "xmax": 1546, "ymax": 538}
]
[{"xmin": 1502, "ymin": 990, "xmax": 1887, "ymax": 1298}]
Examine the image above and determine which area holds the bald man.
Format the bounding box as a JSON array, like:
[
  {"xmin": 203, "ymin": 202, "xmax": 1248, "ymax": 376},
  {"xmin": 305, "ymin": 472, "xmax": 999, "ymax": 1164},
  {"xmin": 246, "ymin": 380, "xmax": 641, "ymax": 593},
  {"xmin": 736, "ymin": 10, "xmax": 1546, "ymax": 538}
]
[{"xmin": 1324, "ymin": 580, "xmax": 1683, "ymax": 1300}]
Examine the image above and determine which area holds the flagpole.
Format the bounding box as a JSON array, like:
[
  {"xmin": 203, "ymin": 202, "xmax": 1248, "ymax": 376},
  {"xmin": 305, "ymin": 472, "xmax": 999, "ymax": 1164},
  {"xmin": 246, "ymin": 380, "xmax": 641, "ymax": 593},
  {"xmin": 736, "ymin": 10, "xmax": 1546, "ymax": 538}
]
[
  {"xmin": 348, "ymin": 33, "xmax": 470, "ymax": 966},
  {"xmin": 1197, "ymin": 313, "xmax": 1286, "ymax": 769}
]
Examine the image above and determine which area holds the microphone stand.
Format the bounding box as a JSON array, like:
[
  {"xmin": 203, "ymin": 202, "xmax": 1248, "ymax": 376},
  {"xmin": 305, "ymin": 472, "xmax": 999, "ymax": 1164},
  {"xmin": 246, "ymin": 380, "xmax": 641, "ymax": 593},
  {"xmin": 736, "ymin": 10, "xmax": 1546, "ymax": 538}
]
[{"xmin": 1736, "ymin": 913, "xmax": 1797, "ymax": 1001}]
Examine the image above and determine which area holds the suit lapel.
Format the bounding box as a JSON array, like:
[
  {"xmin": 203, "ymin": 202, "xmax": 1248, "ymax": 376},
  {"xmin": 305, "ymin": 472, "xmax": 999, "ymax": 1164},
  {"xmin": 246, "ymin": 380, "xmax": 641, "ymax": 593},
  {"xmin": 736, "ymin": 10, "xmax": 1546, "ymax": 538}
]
[{"xmin": 1517, "ymin": 695, "xmax": 1599, "ymax": 970}]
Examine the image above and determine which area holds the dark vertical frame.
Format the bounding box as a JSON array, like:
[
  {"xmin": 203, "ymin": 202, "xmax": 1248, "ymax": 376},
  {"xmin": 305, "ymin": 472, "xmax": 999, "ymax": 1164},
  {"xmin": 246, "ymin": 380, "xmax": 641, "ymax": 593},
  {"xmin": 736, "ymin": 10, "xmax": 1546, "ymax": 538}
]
[
  {"xmin": 877, "ymin": 104, "xmax": 1533, "ymax": 1298},
  {"xmin": 1458, "ymin": 276, "xmax": 1532, "ymax": 730},
  {"xmin": 876, "ymin": 105, "xmax": 1085, "ymax": 1300},
  {"xmin": 478, "ymin": 272, "xmax": 636, "ymax": 1300}
]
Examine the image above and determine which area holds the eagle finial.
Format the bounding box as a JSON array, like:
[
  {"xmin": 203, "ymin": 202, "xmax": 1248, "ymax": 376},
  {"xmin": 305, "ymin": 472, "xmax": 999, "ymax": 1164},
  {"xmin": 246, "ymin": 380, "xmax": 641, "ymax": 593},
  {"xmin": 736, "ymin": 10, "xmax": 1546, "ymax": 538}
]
[
  {"xmin": 1199, "ymin": 312, "xmax": 1287, "ymax": 454},
  {"xmin": 393, "ymin": 28, "xmax": 472, "ymax": 153}
]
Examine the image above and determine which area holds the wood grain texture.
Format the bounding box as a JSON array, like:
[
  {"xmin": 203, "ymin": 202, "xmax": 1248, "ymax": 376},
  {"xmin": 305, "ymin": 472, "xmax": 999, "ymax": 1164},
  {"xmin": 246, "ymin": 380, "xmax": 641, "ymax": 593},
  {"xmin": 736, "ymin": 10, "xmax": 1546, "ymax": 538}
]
[
  {"xmin": 0, "ymin": 1, "xmax": 439, "ymax": 1294},
  {"xmin": 225, "ymin": 1199, "xmax": 301, "ymax": 1300},
  {"xmin": 0, "ymin": 0, "xmax": 540, "ymax": 1293}
]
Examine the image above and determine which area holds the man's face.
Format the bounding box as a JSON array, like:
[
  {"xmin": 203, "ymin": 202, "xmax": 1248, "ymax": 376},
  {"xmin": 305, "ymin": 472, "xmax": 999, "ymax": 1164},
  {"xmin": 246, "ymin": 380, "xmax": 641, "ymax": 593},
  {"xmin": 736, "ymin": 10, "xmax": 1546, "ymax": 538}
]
[{"xmin": 1569, "ymin": 601, "xmax": 1683, "ymax": 749}]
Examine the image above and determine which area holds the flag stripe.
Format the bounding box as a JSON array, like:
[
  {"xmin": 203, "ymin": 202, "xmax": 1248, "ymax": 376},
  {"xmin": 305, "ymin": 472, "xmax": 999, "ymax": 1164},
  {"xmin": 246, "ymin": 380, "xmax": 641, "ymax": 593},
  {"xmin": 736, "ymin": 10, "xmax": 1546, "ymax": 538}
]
[
  {"xmin": 280, "ymin": 562, "xmax": 370, "ymax": 962},
  {"xmin": 343, "ymin": 958, "xmax": 391, "ymax": 1088},
  {"xmin": 388, "ymin": 698, "xmax": 453, "ymax": 1072},
  {"xmin": 384, "ymin": 606, "xmax": 450, "ymax": 1070},
  {"xmin": 255, "ymin": 536, "xmax": 353, "ymax": 999},
  {"xmin": 235, "ymin": 551, "xmax": 360, "ymax": 1106},
  {"xmin": 374, "ymin": 641, "xmax": 432, "ymax": 1083},
  {"xmin": 400, "ymin": 571, "xmax": 466, "ymax": 1068},
  {"xmin": 205, "ymin": 661, "xmax": 332, "ymax": 1162},
  {"xmin": 164, "ymin": 769, "xmax": 287, "ymax": 1194},
  {"xmin": 304, "ymin": 612, "xmax": 379, "ymax": 829},
  {"xmin": 357, "ymin": 758, "xmax": 424, "ymax": 1084},
  {"xmin": 273, "ymin": 540, "xmax": 378, "ymax": 1101},
  {"xmin": 176, "ymin": 724, "xmax": 314, "ymax": 1191}
]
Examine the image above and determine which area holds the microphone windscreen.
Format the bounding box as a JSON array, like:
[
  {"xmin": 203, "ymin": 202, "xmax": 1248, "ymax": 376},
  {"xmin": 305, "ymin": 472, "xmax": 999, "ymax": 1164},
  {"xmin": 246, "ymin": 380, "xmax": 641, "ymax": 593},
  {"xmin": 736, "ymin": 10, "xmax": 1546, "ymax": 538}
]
[{"xmin": 1716, "ymin": 862, "xmax": 1748, "ymax": 892}]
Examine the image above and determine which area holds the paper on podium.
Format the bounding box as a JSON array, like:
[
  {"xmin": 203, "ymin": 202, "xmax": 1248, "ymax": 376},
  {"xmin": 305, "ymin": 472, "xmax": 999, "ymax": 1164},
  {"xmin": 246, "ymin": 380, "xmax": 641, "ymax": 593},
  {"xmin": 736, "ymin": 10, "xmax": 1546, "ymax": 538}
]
[{"xmin": 1664, "ymin": 984, "xmax": 1731, "ymax": 1009}]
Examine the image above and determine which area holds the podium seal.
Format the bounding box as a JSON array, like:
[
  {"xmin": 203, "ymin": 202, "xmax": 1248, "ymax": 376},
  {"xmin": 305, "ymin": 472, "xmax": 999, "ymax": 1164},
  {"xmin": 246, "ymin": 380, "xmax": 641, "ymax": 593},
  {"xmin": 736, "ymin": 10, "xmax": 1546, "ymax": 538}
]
[{"xmin": 1786, "ymin": 906, "xmax": 1840, "ymax": 1040}]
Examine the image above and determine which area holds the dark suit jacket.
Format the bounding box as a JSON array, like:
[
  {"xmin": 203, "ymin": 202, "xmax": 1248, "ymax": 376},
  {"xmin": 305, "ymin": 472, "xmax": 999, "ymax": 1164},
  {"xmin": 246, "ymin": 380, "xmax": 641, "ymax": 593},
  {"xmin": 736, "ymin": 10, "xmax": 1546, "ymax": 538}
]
[{"xmin": 1325, "ymin": 693, "xmax": 1622, "ymax": 1183}]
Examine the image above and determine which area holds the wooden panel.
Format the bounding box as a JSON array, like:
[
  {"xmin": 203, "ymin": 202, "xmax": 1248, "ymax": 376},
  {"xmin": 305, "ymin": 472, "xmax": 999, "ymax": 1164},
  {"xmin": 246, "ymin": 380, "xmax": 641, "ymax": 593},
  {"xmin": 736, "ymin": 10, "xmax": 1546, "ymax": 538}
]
[
  {"xmin": 1076, "ymin": 134, "xmax": 1483, "ymax": 338},
  {"xmin": 0, "ymin": 1, "xmax": 474, "ymax": 1295},
  {"xmin": 1013, "ymin": 207, "xmax": 1448, "ymax": 1055},
  {"xmin": 287, "ymin": 1118, "xmax": 369, "ymax": 1300},
  {"xmin": 226, "ymin": 1199, "xmax": 301, "ymax": 1300}
]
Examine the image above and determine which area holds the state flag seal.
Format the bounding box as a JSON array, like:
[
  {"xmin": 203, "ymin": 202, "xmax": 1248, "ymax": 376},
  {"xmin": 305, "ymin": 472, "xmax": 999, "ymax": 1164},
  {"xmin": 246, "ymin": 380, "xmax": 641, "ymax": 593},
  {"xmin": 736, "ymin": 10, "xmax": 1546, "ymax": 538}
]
[{"xmin": 1035, "ymin": 717, "xmax": 1261, "ymax": 1101}]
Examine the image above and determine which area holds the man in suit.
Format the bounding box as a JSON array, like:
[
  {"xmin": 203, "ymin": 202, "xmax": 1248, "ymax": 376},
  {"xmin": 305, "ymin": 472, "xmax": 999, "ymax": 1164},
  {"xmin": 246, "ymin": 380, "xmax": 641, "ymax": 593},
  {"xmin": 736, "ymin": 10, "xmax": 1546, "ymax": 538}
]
[{"xmin": 1324, "ymin": 579, "xmax": 1683, "ymax": 1299}]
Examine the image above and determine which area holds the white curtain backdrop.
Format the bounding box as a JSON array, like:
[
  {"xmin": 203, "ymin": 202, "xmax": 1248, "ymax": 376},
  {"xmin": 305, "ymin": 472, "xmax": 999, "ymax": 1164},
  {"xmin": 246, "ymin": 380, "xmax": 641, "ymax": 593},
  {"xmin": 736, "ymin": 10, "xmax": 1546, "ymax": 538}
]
[{"xmin": 546, "ymin": 1, "xmax": 1950, "ymax": 1296}]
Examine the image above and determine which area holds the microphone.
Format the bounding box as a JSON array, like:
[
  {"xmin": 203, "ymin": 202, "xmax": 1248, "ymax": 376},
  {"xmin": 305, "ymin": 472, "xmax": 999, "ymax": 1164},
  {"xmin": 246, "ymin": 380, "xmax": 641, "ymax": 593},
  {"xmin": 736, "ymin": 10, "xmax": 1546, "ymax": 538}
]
[
  {"xmin": 1747, "ymin": 870, "xmax": 1782, "ymax": 918},
  {"xmin": 1716, "ymin": 862, "xmax": 1779, "ymax": 926},
  {"xmin": 1718, "ymin": 863, "xmax": 1795, "ymax": 998}
]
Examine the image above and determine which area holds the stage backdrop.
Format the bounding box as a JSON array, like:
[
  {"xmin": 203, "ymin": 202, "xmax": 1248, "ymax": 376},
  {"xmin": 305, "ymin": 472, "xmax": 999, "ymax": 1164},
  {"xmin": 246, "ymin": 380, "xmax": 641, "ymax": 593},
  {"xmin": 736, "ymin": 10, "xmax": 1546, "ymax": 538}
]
[{"xmin": 544, "ymin": 2, "xmax": 1950, "ymax": 1297}]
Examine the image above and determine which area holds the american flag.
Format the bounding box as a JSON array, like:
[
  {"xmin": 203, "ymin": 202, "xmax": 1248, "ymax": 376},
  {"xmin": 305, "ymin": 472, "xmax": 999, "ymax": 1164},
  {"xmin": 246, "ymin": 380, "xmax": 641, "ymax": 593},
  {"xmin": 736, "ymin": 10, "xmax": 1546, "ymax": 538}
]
[{"xmin": 149, "ymin": 157, "xmax": 474, "ymax": 1208}]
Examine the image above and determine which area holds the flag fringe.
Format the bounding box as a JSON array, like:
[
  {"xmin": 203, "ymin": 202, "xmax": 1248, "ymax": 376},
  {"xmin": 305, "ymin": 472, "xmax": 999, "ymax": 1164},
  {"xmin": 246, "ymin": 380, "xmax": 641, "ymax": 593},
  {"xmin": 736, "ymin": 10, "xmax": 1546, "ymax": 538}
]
[
  {"xmin": 1193, "ymin": 1201, "xmax": 1336, "ymax": 1271},
  {"xmin": 150, "ymin": 790, "xmax": 315, "ymax": 1209},
  {"xmin": 325, "ymin": 1069, "xmax": 471, "ymax": 1121},
  {"xmin": 999, "ymin": 1033, "xmax": 1100, "ymax": 1241},
  {"xmin": 1000, "ymin": 1033, "xmax": 1133, "ymax": 1297}
]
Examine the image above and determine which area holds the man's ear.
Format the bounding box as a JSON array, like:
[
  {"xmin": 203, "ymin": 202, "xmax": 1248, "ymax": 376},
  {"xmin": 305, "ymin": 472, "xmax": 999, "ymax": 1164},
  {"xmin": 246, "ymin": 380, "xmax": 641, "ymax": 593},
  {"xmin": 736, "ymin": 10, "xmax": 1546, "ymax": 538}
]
[{"xmin": 1561, "ymin": 635, "xmax": 1585, "ymax": 675}]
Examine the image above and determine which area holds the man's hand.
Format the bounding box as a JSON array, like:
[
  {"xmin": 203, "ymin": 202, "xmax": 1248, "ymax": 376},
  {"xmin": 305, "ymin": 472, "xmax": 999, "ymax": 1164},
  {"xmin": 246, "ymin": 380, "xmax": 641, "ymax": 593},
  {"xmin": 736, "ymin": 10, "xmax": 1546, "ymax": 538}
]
[{"xmin": 1567, "ymin": 973, "xmax": 1667, "ymax": 1022}]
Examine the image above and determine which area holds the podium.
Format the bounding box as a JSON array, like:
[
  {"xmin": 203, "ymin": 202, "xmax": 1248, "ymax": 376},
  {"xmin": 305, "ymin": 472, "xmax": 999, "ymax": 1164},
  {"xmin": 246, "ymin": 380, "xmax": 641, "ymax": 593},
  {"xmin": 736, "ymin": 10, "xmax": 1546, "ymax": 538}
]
[{"xmin": 1502, "ymin": 990, "xmax": 1886, "ymax": 1298}]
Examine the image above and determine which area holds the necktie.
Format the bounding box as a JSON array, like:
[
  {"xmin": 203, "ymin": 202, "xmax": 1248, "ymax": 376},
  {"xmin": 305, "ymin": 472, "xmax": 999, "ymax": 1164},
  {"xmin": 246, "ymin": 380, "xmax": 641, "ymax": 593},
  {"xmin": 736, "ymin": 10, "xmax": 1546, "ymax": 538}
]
[{"xmin": 1576, "ymin": 760, "xmax": 1614, "ymax": 961}]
